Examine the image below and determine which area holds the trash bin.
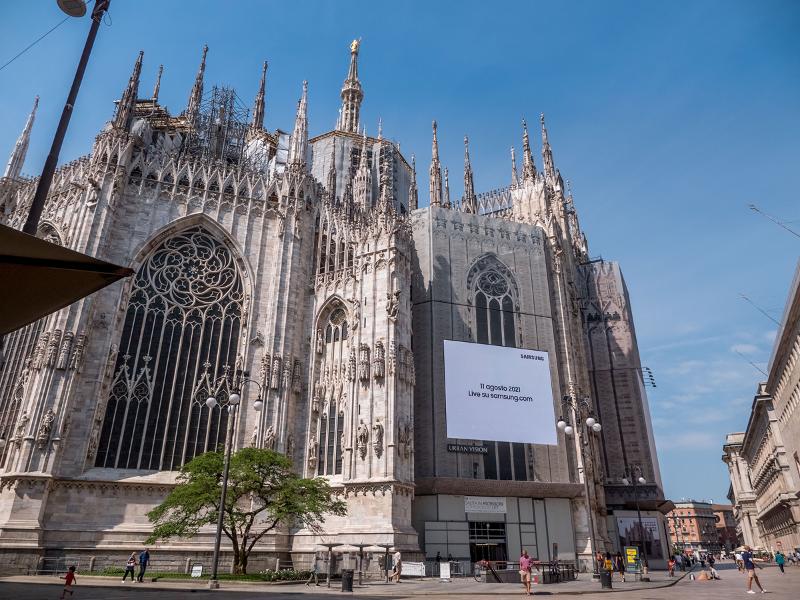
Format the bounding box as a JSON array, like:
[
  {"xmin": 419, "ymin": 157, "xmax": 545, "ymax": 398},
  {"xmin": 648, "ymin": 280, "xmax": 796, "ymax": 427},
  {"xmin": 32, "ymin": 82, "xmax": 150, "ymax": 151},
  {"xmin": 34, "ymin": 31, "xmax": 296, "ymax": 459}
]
[
  {"xmin": 341, "ymin": 569, "xmax": 354, "ymax": 592},
  {"xmin": 600, "ymin": 570, "xmax": 613, "ymax": 589}
]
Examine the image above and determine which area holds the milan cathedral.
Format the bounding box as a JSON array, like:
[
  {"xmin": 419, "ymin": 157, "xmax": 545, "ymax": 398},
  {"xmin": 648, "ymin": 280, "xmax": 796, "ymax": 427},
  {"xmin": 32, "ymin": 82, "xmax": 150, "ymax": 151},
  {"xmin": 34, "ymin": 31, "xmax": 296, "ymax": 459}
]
[{"xmin": 0, "ymin": 41, "xmax": 666, "ymax": 573}]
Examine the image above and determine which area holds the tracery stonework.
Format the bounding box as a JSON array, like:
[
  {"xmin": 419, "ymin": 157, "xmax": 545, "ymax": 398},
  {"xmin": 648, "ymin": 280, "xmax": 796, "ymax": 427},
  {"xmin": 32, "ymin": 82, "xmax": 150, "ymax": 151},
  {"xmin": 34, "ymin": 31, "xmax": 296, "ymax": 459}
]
[{"xmin": 0, "ymin": 40, "xmax": 662, "ymax": 573}]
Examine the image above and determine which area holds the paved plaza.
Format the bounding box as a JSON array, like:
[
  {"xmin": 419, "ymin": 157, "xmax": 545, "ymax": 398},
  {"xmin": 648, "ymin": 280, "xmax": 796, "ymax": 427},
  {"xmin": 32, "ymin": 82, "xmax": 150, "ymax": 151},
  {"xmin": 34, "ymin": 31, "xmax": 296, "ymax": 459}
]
[{"xmin": 1, "ymin": 563, "xmax": 798, "ymax": 599}]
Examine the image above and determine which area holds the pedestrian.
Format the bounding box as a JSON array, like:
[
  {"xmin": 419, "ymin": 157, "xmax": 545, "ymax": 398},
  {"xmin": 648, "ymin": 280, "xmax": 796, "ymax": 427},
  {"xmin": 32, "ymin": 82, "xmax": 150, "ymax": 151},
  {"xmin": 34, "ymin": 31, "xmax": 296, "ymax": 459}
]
[
  {"xmin": 667, "ymin": 557, "xmax": 675, "ymax": 577},
  {"xmin": 741, "ymin": 545, "xmax": 766, "ymax": 594},
  {"xmin": 137, "ymin": 548, "xmax": 150, "ymax": 582},
  {"xmin": 305, "ymin": 555, "xmax": 320, "ymax": 586},
  {"xmin": 60, "ymin": 565, "xmax": 77, "ymax": 599},
  {"xmin": 603, "ymin": 552, "xmax": 613, "ymax": 573},
  {"xmin": 613, "ymin": 551, "xmax": 626, "ymax": 583},
  {"xmin": 707, "ymin": 553, "xmax": 720, "ymax": 580},
  {"xmin": 435, "ymin": 551, "xmax": 441, "ymax": 564},
  {"xmin": 775, "ymin": 550, "xmax": 785, "ymax": 574},
  {"xmin": 595, "ymin": 551, "xmax": 604, "ymax": 573},
  {"xmin": 735, "ymin": 550, "xmax": 744, "ymax": 572},
  {"xmin": 122, "ymin": 552, "xmax": 137, "ymax": 582},
  {"xmin": 519, "ymin": 549, "xmax": 533, "ymax": 595},
  {"xmin": 392, "ymin": 550, "xmax": 402, "ymax": 583}
]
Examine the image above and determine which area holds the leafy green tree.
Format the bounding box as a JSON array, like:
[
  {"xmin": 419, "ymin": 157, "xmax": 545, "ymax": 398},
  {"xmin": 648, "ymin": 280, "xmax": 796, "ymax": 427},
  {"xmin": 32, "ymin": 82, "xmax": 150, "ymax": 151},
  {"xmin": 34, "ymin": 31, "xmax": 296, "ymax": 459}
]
[{"xmin": 146, "ymin": 447, "xmax": 346, "ymax": 574}]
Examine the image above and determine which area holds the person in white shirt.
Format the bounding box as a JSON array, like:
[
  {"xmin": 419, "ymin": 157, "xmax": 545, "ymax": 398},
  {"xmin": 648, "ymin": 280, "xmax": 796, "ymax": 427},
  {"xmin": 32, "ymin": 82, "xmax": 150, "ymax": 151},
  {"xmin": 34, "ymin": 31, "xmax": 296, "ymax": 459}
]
[{"xmin": 735, "ymin": 552, "xmax": 744, "ymax": 572}]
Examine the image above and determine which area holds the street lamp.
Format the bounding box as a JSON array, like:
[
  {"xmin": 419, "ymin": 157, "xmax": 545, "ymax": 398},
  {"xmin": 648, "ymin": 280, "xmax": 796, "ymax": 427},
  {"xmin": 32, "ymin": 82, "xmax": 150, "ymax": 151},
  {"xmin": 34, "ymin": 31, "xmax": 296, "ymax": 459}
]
[
  {"xmin": 24, "ymin": 0, "xmax": 111, "ymax": 235},
  {"xmin": 206, "ymin": 369, "xmax": 263, "ymax": 589},
  {"xmin": 557, "ymin": 396, "xmax": 602, "ymax": 577},
  {"xmin": 621, "ymin": 465, "xmax": 650, "ymax": 581}
]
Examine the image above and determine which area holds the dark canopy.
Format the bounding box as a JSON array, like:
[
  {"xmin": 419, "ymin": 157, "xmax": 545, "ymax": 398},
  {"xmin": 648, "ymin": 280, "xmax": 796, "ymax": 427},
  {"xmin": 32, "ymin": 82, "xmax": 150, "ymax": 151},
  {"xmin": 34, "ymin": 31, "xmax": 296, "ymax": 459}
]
[{"xmin": 0, "ymin": 223, "xmax": 133, "ymax": 335}]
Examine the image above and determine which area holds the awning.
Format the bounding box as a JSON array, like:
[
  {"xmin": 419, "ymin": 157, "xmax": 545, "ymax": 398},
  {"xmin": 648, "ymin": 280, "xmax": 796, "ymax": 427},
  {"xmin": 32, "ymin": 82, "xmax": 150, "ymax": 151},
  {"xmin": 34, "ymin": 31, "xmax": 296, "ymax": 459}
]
[{"xmin": 0, "ymin": 223, "xmax": 133, "ymax": 335}]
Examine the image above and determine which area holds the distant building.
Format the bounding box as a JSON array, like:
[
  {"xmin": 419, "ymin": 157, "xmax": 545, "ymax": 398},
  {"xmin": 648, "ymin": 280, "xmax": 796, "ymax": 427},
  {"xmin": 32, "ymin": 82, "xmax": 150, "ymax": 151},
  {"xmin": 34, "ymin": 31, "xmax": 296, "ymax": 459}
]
[
  {"xmin": 666, "ymin": 500, "xmax": 721, "ymax": 553},
  {"xmin": 723, "ymin": 261, "xmax": 800, "ymax": 553},
  {"xmin": 712, "ymin": 503, "xmax": 739, "ymax": 552}
]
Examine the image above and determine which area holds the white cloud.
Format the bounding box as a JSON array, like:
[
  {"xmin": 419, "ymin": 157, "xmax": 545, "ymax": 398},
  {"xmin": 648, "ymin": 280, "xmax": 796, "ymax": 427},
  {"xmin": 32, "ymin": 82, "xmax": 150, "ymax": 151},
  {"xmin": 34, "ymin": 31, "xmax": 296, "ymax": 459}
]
[
  {"xmin": 764, "ymin": 330, "xmax": 778, "ymax": 344},
  {"xmin": 730, "ymin": 343, "xmax": 759, "ymax": 355},
  {"xmin": 661, "ymin": 430, "xmax": 720, "ymax": 450}
]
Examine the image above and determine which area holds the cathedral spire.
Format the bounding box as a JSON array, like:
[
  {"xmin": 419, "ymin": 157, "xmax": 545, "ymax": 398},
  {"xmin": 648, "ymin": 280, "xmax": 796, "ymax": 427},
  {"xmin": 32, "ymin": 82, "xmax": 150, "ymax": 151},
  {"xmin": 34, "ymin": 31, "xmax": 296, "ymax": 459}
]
[
  {"xmin": 152, "ymin": 64, "xmax": 163, "ymax": 102},
  {"xmin": 288, "ymin": 81, "xmax": 308, "ymax": 166},
  {"xmin": 521, "ymin": 118, "xmax": 537, "ymax": 181},
  {"xmin": 510, "ymin": 146, "xmax": 519, "ymax": 185},
  {"xmin": 186, "ymin": 44, "xmax": 208, "ymax": 124},
  {"xmin": 339, "ymin": 39, "xmax": 364, "ymax": 133},
  {"xmin": 353, "ymin": 128, "xmax": 372, "ymax": 210},
  {"xmin": 462, "ymin": 135, "xmax": 477, "ymax": 214},
  {"xmin": 113, "ymin": 50, "xmax": 143, "ymax": 131},
  {"xmin": 327, "ymin": 140, "xmax": 337, "ymax": 200},
  {"xmin": 540, "ymin": 112, "xmax": 556, "ymax": 184},
  {"xmin": 4, "ymin": 95, "xmax": 38, "ymax": 180},
  {"xmin": 408, "ymin": 154, "xmax": 419, "ymax": 210},
  {"xmin": 250, "ymin": 60, "xmax": 268, "ymax": 131},
  {"xmin": 444, "ymin": 167, "xmax": 451, "ymax": 208},
  {"xmin": 429, "ymin": 120, "xmax": 443, "ymax": 207}
]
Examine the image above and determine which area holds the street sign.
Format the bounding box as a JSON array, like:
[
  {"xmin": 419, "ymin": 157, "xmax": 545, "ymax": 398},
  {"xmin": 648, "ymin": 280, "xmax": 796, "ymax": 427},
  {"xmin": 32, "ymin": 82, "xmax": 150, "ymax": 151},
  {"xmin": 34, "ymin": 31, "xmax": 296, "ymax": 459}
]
[
  {"xmin": 624, "ymin": 546, "xmax": 641, "ymax": 573},
  {"xmin": 191, "ymin": 564, "xmax": 203, "ymax": 578}
]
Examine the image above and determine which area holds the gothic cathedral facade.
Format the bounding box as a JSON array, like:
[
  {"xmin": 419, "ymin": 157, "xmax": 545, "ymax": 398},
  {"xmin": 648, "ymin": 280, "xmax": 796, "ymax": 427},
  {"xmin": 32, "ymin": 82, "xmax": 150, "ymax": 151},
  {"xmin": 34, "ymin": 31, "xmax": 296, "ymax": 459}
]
[{"xmin": 0, "ymin": 41, "xmax": 665, "ymax": 572}]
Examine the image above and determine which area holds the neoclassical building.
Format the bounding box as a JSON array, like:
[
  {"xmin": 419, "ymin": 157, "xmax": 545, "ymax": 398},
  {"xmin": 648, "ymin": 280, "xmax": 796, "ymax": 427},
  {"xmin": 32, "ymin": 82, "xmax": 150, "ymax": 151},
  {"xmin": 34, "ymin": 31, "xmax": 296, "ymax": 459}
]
[{"xmin": 0, "ymin": 41, "xmax": 663, "ymax": 573}]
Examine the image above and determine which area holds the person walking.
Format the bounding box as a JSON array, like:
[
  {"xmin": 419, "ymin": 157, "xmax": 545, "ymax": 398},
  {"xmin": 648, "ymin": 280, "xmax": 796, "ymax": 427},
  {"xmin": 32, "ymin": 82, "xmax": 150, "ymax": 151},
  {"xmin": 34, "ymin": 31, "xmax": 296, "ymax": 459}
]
[
  {"xmin": 775, "ymin": 550, "xmax": 786, "ymax": 574},
  {"xmin": 392, "ymin": 550, "xmax": 402, "ymax": 583},
  {"xmin": 519, "ymin": 550, "xmax": 533, "ymax": 595},
  {"xmin": 122, "ymin": 553, "xmax": 137, "ymax": 582},
  {"xmin": 667, "ymin": 557, "xmax": 675, "ymax": 577},
  {"xmin": 305, "ymin": 555, "xmax": 320, "ymax": 586},
  {"xmin": 137, "ymin": 548, "xmax": 150, "ymax": 582},
  {"xmin": 59, "ymin": 565, "xmax": 77, "ymax": 599},
  {"xmin": 613, "ymin": 551, "xmax": 626, "ymax": 583},
  {"xmin": 741, "ymin": 546, "xmax": 766, "ymax": 594}
]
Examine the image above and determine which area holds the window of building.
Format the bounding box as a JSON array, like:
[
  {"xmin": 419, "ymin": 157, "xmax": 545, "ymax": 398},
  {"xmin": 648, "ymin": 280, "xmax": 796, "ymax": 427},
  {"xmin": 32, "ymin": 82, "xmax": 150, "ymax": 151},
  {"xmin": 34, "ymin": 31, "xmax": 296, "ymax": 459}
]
[{"xmin": 95, "ymin": 226, "xmax": 245, "ymax": 470}]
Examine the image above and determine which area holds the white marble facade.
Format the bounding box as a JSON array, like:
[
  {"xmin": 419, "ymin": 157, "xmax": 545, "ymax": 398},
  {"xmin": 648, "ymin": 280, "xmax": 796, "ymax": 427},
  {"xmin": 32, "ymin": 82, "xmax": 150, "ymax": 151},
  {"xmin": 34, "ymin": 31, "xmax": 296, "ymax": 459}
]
[{"xmin": 0, "ymin": 41, "xmax": 659, "ymax": 573}]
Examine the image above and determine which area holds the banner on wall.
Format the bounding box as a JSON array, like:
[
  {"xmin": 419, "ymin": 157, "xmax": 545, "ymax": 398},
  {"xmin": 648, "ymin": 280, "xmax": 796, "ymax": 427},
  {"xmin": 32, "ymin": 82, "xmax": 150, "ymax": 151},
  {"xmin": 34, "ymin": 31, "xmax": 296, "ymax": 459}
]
[
  {"xmin": 443, "ymin": 340, "xmax": 557, "ymax": 444},
  {"xmin": 616, "ymin": 517, "xmax": 664, "ymax": 560},
  {"xmin": 465, "ymin": 496, "xmax": 507, "ymax": 513}
]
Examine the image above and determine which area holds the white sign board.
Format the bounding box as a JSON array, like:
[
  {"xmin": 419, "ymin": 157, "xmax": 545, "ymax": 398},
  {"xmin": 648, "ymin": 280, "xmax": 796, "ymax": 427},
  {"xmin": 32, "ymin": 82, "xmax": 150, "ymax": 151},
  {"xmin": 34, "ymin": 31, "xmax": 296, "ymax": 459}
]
[
  {"xmin": 444, "ymin": 340, "xmax": 557, "ymax": 444},
  {"xmin": 465, "ymin": 495, "xmax": 507, "ymax": 513},
  {"xmin": 439, "ymin": 562, "xmax": 451, "ymax": 581},
  {"xmin": 403, "ymin": 561, "xmax": 425, "ymax": 577},
  {"xmin": 191, "ymin": 564, "xmax": 203, "ymax": 578}
]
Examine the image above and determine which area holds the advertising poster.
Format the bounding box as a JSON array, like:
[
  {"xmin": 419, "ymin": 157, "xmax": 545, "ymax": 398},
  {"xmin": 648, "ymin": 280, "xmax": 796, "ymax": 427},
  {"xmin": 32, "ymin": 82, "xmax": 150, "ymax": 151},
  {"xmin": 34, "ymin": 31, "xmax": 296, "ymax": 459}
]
[
  {"xmin": 617, "ymin": 517, "xmax": 663, "ymax": 560},
  {"xmin": 443, "ymin": 340, "xmax": 556, "ymax": 444}
]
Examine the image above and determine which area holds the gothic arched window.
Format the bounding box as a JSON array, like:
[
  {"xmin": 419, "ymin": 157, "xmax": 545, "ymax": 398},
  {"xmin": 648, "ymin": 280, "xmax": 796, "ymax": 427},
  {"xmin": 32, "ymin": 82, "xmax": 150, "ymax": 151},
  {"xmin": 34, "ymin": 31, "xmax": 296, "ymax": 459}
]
[
  {"xmin": 314, "ymin": 300, "xmax": 348, "ymax": 476},
  {"xmin": 95, "ymin": 226, "xmax": 245, "ymax": 471},
  {"xmin": 466, "ymin": 255, "xmax": 527, "ymax": 481},
  {"xmin": 471, "ymin": 261, "xmax": 517, "ymax": 348}
]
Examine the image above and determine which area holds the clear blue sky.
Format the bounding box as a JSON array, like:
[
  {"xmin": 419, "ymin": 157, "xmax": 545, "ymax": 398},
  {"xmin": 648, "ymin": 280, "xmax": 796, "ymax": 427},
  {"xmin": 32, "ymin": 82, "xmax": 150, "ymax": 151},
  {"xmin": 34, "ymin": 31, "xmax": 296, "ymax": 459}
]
[{"xmin": 1, "ymin": 1, "xmax": 799, "ymax": 503}]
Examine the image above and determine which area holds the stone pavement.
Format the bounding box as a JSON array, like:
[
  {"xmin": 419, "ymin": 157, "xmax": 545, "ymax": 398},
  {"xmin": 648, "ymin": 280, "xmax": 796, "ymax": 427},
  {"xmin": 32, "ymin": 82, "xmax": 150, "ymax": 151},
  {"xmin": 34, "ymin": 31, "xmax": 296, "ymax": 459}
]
[{"xmin": 1, "ymin": 562, "xmax": 798, "ymax": 599}]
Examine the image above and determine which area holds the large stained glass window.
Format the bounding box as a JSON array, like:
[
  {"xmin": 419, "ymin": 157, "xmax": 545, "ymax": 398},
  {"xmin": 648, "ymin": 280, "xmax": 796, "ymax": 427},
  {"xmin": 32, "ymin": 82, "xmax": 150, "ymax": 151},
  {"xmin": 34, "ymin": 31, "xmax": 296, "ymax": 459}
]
[{"xmin": 95, "ymin": 227, "xmax": 245, "ymax": 470}]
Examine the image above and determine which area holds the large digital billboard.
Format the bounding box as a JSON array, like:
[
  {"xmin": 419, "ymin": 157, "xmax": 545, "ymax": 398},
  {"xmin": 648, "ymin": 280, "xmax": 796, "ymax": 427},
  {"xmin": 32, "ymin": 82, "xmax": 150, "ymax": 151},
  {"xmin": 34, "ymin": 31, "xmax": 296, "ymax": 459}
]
[{"xmin": 443, "ymin": 340, "xmax": 557, "ymax": 444}]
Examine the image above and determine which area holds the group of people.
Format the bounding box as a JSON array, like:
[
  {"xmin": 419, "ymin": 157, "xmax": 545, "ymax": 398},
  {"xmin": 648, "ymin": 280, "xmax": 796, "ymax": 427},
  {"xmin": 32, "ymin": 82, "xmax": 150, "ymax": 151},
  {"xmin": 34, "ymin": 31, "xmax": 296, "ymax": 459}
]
[
  {"xmin": 595, "ymin": 551, "xmax": 628, "ymax": 582},
  {"xmin": 121, "ymin": 548, "xmax": 151, "ymax": 582},
  {"xmin": 59, "ymin": 549, "xmax": 150, "ymax": 598}
]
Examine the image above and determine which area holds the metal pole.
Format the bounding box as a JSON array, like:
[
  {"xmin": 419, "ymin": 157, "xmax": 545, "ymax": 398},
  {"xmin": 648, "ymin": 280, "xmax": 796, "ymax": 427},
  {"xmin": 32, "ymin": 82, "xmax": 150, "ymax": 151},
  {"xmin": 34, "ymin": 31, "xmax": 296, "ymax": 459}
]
[
  {"xmin": 578, "ymin": 427, "xmax": 599, "ymax": 577},
  {"xmin": 327, "ymin": 547, "xmax": 332, "ymax": 588},
  {"xmin": 209, "ymin": 404, "xmax": 235, "ymax": 588},
  {"xmin": 23, "ymin": 0, "xmax": 110, "ymax": 235},
  {"xmin": 632, "ymin": 475, "xmax": 650, "ymax": 580}
]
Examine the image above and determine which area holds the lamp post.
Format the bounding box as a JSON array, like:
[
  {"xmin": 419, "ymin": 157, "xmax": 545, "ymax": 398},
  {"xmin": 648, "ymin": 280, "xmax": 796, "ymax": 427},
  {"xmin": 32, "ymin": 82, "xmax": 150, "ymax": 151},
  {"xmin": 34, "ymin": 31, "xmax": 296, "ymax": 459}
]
[
  {"xmin": 205, "ymin": 369, "xmax": 263, "ymax": 589},
  {"xmin": 556, "ymin": 396, "xmax": 602, "ymax": 577},
  {"xmin": 24, "ymin": 0, "xmax": 111, "ymax": 235},
  {"xmin": 621, "ymin": 465, "xmax": 650, "ymax": 581}
]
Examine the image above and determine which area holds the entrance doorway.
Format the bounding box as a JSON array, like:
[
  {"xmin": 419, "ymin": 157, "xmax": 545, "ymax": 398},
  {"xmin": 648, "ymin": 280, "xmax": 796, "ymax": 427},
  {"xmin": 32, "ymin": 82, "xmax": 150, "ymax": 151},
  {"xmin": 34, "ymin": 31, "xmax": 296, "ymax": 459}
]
[{"xmin": 469, "ymin": 521, "xmax": 507, "ymax": 563}]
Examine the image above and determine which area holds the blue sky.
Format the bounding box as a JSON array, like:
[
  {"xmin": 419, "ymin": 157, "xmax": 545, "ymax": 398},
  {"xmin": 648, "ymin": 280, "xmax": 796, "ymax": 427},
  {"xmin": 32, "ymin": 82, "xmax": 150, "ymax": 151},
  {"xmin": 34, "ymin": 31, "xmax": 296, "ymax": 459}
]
[{"xmin": 1, "ymin": 1, "xmax": 799, "ymax": 502}]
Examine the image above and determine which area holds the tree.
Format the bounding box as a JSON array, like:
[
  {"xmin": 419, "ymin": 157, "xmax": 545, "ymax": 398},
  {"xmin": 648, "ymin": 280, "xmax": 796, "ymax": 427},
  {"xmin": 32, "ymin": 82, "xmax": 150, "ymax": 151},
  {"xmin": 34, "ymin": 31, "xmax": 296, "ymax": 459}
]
[{"xmin": 146, "ymin": 447, "xmax": 346, "ymax": 574}]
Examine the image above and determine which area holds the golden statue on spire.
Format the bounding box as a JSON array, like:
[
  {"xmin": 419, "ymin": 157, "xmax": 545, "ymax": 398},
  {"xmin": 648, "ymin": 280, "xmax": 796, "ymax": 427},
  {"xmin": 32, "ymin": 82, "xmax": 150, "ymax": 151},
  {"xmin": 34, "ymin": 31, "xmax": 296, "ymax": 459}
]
[{"xmin": 350, "ymin": 38, "xmax": 360, "ymax": 53}]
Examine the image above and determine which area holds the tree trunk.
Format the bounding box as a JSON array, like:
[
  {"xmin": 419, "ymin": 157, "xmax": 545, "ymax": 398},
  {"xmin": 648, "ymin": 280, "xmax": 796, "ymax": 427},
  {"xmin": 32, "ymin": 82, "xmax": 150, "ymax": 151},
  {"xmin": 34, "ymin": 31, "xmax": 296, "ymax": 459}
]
[{"xmin": 235, "ymin": 549, "xmax": 248, "ymax": 574}]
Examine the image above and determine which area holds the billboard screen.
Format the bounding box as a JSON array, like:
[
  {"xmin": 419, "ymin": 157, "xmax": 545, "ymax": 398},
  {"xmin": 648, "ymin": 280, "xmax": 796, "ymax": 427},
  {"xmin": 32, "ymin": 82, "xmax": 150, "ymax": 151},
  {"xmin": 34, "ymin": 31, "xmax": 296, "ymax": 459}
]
[{"xmin": 443, "ymin": 340, "xmax": 557, "ymax": 444}]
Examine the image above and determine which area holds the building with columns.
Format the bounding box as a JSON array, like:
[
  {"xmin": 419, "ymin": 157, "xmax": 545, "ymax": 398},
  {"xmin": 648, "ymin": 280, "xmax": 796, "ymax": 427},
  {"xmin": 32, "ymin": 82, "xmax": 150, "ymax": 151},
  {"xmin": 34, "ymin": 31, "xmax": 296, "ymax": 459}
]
[
  {"xmin": 723, "ymin": 261, "xmax": 800, "ymax": 554},
  {"xmin": 0, "ymin": 40, "xmax": 663, "ymax": 573}
]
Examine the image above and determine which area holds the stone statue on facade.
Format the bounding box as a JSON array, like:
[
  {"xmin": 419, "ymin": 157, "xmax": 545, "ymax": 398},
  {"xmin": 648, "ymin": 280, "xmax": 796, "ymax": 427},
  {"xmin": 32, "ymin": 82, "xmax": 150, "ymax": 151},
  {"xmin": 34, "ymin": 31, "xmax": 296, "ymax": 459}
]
[
  {"xmin": 264, "ymin": 425, "xmax": 276, "ymax": 450},
  {"xmin": 386, "ymin": 290, "xmax": 400, "ymax": 321},
  {"xmin": 357, "ymin": 420, "xmax": 369, "ymax": 459},
  {"xmin": 36, "ymin": 409, "xmax": 56, "ymax": 449},
  {"xmin": 372, "ymin": 421, "xmax": 384, "ymax": 458}
]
